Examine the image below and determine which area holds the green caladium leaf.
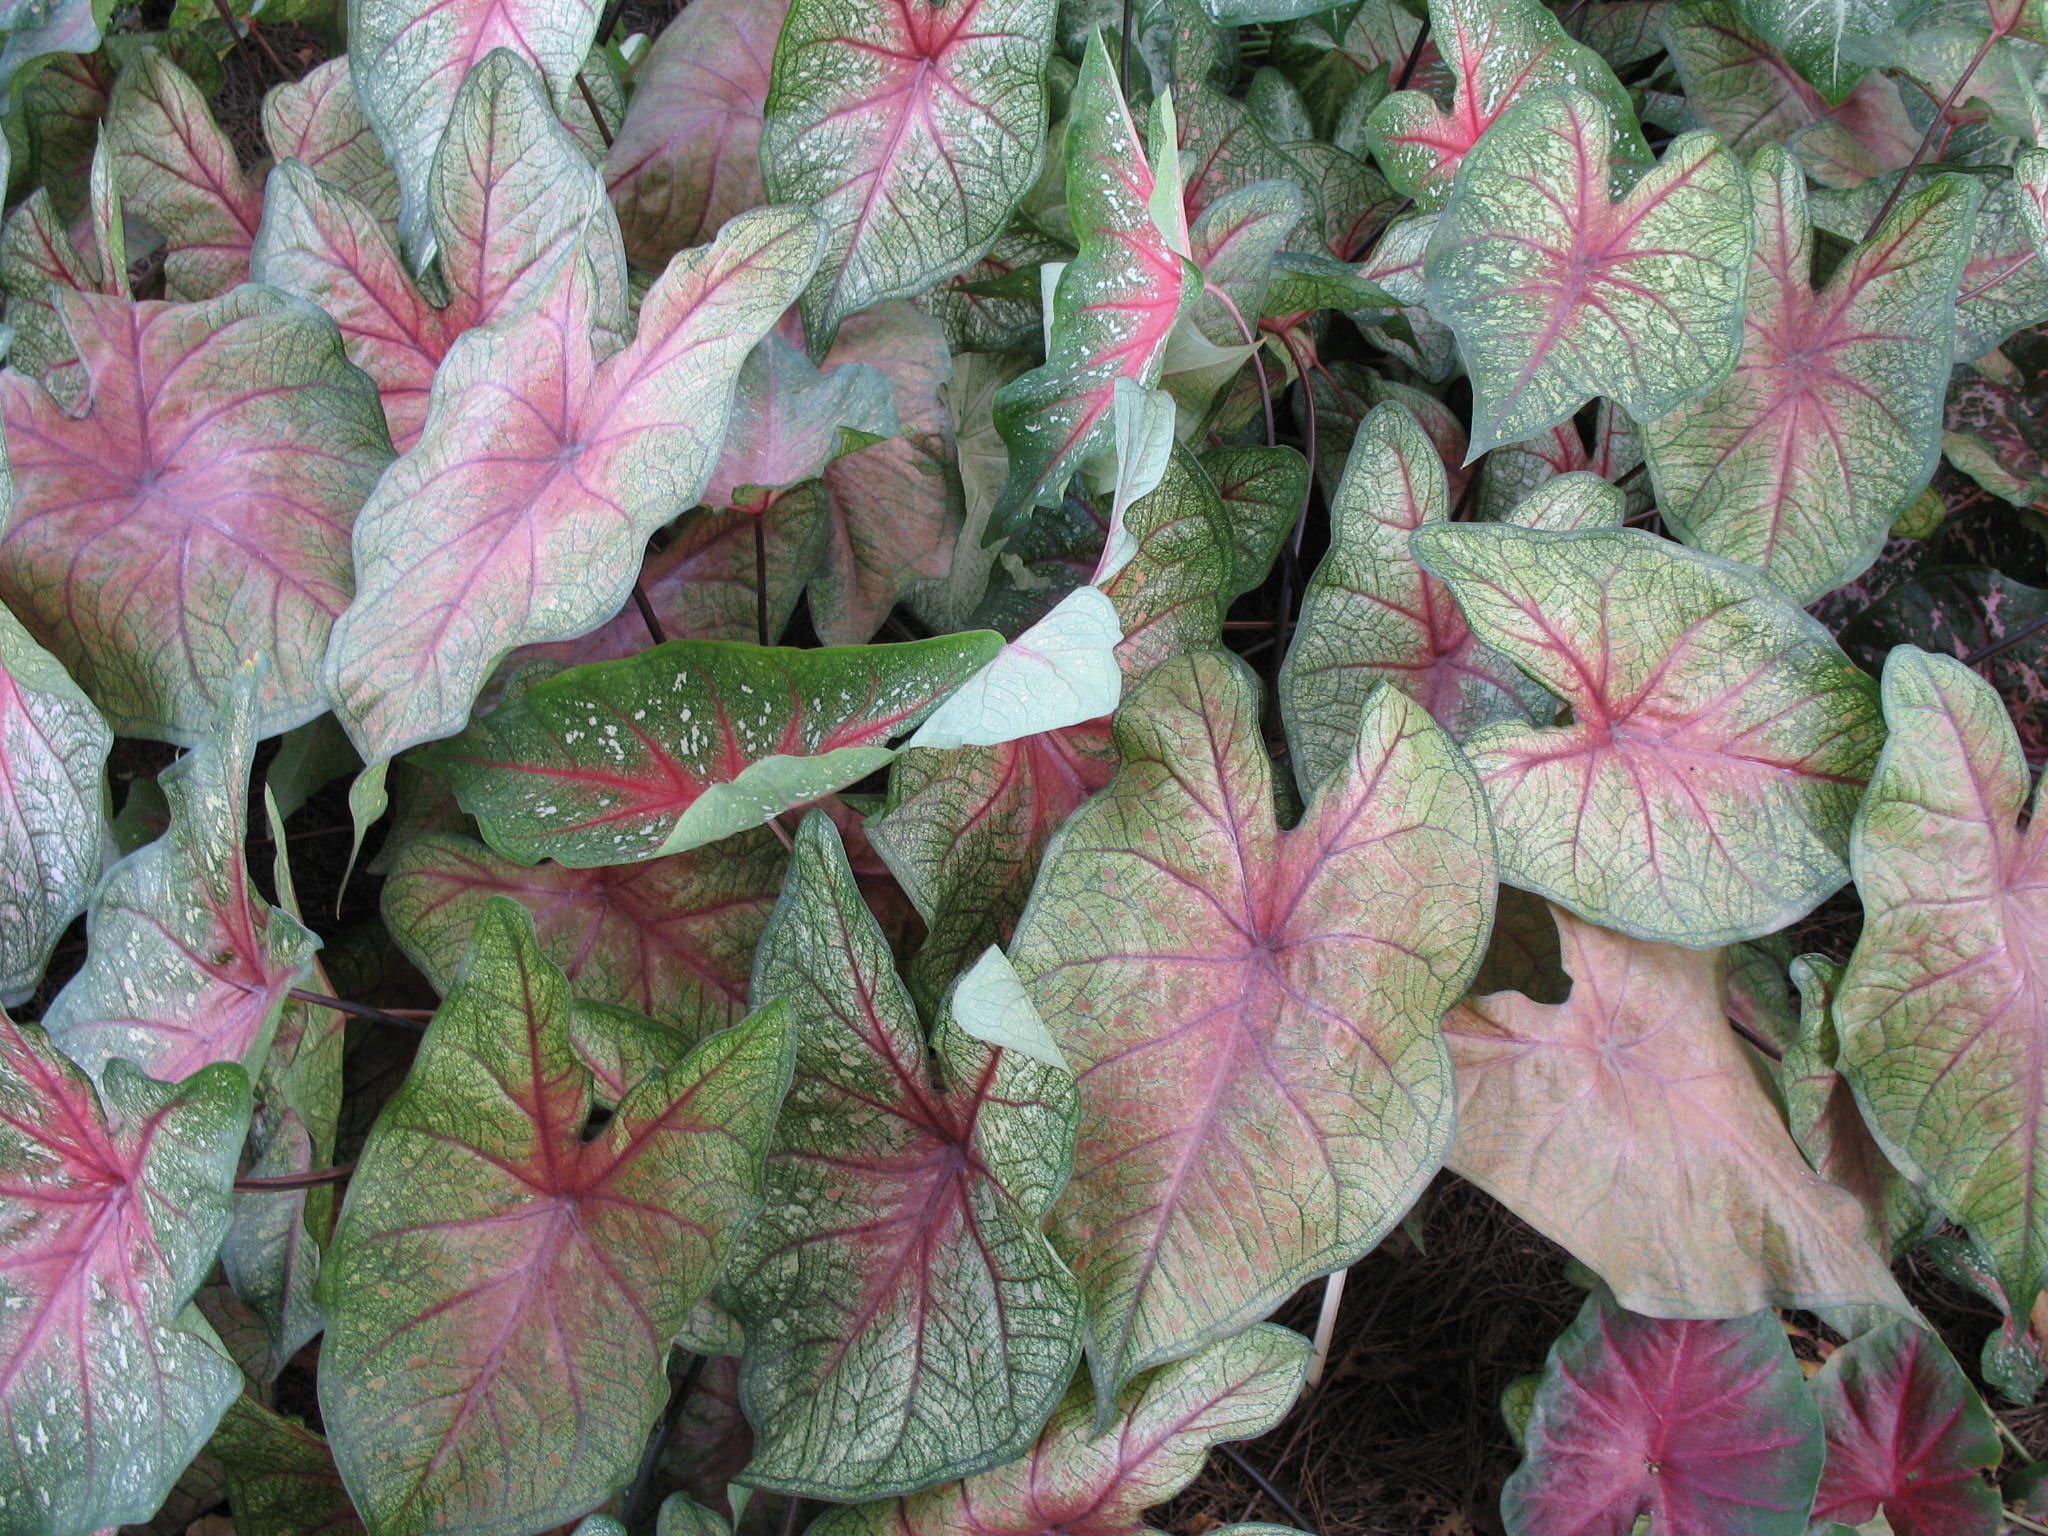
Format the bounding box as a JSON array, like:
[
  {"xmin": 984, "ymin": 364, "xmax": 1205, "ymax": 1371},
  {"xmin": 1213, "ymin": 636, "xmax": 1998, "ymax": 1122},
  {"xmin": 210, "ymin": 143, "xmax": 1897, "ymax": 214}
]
[
  {"xmin": 1186, "ymin": 179, "xmax": 1305, "ymax": 347},
  {"xmin": 382, "ymin": 828, "xmax": 787, "ymax": 1039},
  {"xmin": 209, "ymin": 1397, "xmax": 367, "ymax": 1536},
  {"xmin": 701, "ymin": 334, "xmax": 897, "ymax": 512},
  {"xmin": 0, "ymin": 284, "xmax": 392, "ymax": 744},
  {"xmin": 1448, "ymin": 902, "xmax": 1908, "ymax": 1318},
  {"xmin": 417, "ymin": 632, "xmax": 999, "ymax": 866},
  {"xmin": 0, "ymin": 1014, "xmax": 250, "ymax": 1535},
  {"xmin": 262, "ymin": 59, "xmax": 400, "ymax": 230},
  {"xmin": 0, "ymin": 598, "xmax": 108, "ymax": 999},
  {"xmin": 1100, "ymin": 443, "xmax": 1242, "ymax": 677},
  {"xmin": 1734, "ymin": 0, "xmax": 1912, "ymax": 102},
  {"xmin": 1410, "ymin": 523, "xmax": 1885, "ymax": 945},
  {"xmin": 320, "ymin": 898, "xmax": 794, "ymax": 1536},
  {"xmin": 994, "ymin": 34, "xmax": 1197, "ymax": 523},
  {"xmin": 1364, "ymin": 0, "xmax": 1646, "ymax": 209},
  {"xmin": 1010, "ymin": 650, "xmax": 1493, "ymax": 1402},
  {"xmin": 1642, "ymin": 149, "xmax": 1976, "ymax": 604},
  {"xmin": 809, "ymin": 1324, "xmax": 1310, "ymax": 1535},
  {"xmin": 1425, "ymin": 87, "xmax": 1753, "ymax": 456},
  {"xmin": 1837, "ymin": 648, "xmax": 2048, "ymax": 1323},
  {"xmin": 719, "ymin": 813, "xmax": 1084, "ymax": 1498},
  {"xmin": 323, "ymin": 204, "xmax": 823, "ymax": 763},
  {"xmin": 1203, "ymin": 443, "xmax": 1307, "ymax": 598},
  {"xmin": 761, "ymin": 0, "xmax": 1056, "ymax": 351},
  {"xmin": 44, "ymin": 673, "xmax": 320, "ymax": 1085}
]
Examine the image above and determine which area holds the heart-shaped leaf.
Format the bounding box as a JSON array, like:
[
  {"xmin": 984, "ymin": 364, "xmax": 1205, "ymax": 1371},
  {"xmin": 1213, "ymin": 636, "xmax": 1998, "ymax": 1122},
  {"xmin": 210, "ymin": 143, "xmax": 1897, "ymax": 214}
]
[
  {"xmin": 761, "ymin": 0, "xmax": 1055, "ymax": 350},
  {"xmin": 0, "ymin": 599, "xmax": 108, "ymax": 998},
  {"xmin": 1364, "ymin": 0, "xmax": 1645, "ymax": 209},
  {"xmin": 719, "ymin": 813, "xmax": 1083, "ymax": 1499},
  {"xmin": 994, "ymin": 35, "xmax": 1196, "ymax": 523},
  {"xmin": 1808, "ymin": 1319, "xmax": 2002, "ymax": 1536},
  {"xmin": 1734, "ymin": 0, "xmax": 1909, "ymax": 103},
  {"xmin": 0, "ymin": 285, "xmax": 392, "ymax": 743},
  {"xmin": 1410, "ymin": 523, "xmax": 1884, "ymax": 945},
  {"xmin": 1837, "ymin": 648, "xmax": 2048, "ymax": 1323},
  {"xmin": 605, "ymin": 0, "xmax": 785, "ymax": 268},
  {"xmin": 1642, "ymin": 149, "xmax": 1975, "ymax": 603},
  {"xmin": 1011, "ymin": 649, "xmax": 1493, "ymax": 1401},
  {"xmin": 262, "ymin": 59, "xmax": 399, "ymax": 229},
  {"xmin": 381, "ymin": 828, "xmax": 787, "ymax": 1039},
  {"xmin": 209, "ymin": 1397, "xmax": 366, "ymax": 1536},
  {"xmin": 319, "ymin": 898, "xmax": 794, "ymax": 1536},
  {"xmin": 1446, "ymin": 902, "xmax": 1907, "ymax": 1317},
  {"xmin": 1502, "ymin": 1286, "xmax": 1824, "ymax": 1536},
  {"xmin": 809, "ymin": 1324, "xmax": 1310, "ymax": 1536},
  {"xmin": 43, "ymin": 674, "xmax": 320, "ymax": 1085},
  {"xmin": 1424, "ymin": 86, "xmax": 1752, "ymax": 456},
  {"xmin": 418, "ymin": 632, "xmax": 999, "ymax": 866},
  {"xmin": 323, "ymin": 203, "xmax": 822, "ymax": 762},
  {"xmin": 701, "ymin": 333, "xmax": 897, "ymax": 512},
  {"xmin": 0, "ymin": 1014, "xmax": 250, "ymax": 1534}
]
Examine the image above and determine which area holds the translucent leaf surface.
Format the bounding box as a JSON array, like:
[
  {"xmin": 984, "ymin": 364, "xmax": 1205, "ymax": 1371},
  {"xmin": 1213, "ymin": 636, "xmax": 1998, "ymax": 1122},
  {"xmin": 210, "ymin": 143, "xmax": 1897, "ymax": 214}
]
[
  {"xmin": 1010, "ymin": 650, "xmax": 1493, "ymax": 1400},
  {"xmin": 720, "ymin": 813, "xmax": 1083, "ymax": 1498},
  {"xmin": 1410, "ymin": 523, "xmax": 1884, "ymax": 944}
]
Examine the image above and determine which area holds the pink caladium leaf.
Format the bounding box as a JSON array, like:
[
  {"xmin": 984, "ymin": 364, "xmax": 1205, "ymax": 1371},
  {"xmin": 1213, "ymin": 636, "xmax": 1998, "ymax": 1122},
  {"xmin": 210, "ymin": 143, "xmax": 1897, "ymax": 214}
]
[
  {"xmin": 318, "ymin": 898, "xmax": 795, "ymax": 1536},
  {"xmin": 1424, "ymin": 88, "xmax": 1752, "ymax": 456},
  {"xmin": 1474, "ymin": 401, "xmax": 1643, "ymax": 525},
  {"xmin": 348, "ymin": 0, "xmax": 600, "ymax": 265},
  {"xmin": 1410, "ymin": 523, "xmax": 1885, "ymax": 944},
  {"xmin": 416, "ymin": 631, "xmax": 1001, "ymax": 866},
  {"xmin": 107, "ymin": 48, "xmax": 263, "ymax": 301},
  {"xmin": 0, "ymin": 600, "xmax": 109, "ymax": 998},
  {"xmin": 381, "ymin": 827, "xmax": 787, "ymax": 1039},
  {"xmin": 1807, "ymin": 1319, "xmax": 2003, "ymax": 1536},
  {"xmin": 605, "ymin": 0, "xmax": 786, "ymax": 268},
  {"xmin": 0, "ymin": 285, "xmax": 393, "ymax": 743},
  {"xmin": 255, "ymin": 49, "xmax": 628, "ymax": 454},
  {"xmin": 719, "ymin": 813, "xmax": 1082, "ymax": 1498},
  {"xmin": 1502, "ymin": 1287, "xmax": 1824, "ymax": 1536},
  {"xmin": 1363, "ymin": 0, "xmax": 1647, "ymax": 209},
  {"xmin": 1010, "ymin": 649, "xmax": 1494, "ymax": 1402},
  {"xmin": 0, "ymin": 1013, "xmax": 251, "ymax": 1534},
  {"xmin": 0, "ymin": 131, "xmax": 127, "ymax": 405},
  {"xmin": 994, "ymin": 35, "xmax": 1196, "ymax": 525},
  {"xmin": 1643, "ymin": 151, "xmax": 1976, "ymax": 604},
  {"xmin": 808, "ymin": 1324, "xmax": 1310, "ymax": 1536},
  {"xmin": 262, "ymin": 59, "xmax": 400, "ymax": 230},
  {"xmin": 322, "ymin": 203, "xmax": 822, "ymax": 763},
  {"xmin": 700, "ymin": 334, "xmax": 897, "ymax": 513},
  {"xmin": 759, "ymin": 0, "xmax": 1056, "ymax": 351},
  {"xmin": 43, "ymin": 672, "xmax": 319, "ymax": 1086},
  {"xmin": 1837, "ymin": 648, "xmax": 2048, "ymax": 1323},
  {"xmin": 210, "ymin": 1397, "xmax": 367, "ymax": 1536}
]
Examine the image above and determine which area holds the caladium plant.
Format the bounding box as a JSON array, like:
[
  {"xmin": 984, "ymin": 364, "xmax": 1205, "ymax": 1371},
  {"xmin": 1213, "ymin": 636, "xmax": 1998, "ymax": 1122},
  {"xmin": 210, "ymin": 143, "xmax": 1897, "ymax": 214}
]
[{"xmin": 0, "ymin": 0, "xmax": 2044, "ymax": 1530}]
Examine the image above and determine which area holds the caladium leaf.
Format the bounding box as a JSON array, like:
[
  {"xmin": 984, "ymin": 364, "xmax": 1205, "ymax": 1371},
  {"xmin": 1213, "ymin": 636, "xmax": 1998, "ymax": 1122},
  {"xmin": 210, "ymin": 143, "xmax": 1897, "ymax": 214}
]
[
  {"xmin": 1424, "ymin": 87, "xmax": 1752, "ymax": 456},
  {"xmin": 908, "ymin": 586, "xmax": 1123, "ymax": 750},
  {"xmin": 994, "ymin": 35, "xmax": 1196, "ymax": 523},
  {"xmin": 0, "ymin": 285, "xmax": 392, "ymax": 743},
  {"xmin": 702, "ymin": 333, "xmax": 897, "ymax": 512},
  {"xmin": 1409, "ymin": 523, "xmax": 1885, "ymax": 945},
  {"xmin": 0, "ymin": 1014, "xmax": 250, "ymax": 1535},
  {"xmin": 0, "ymin": 129, "xmax": 125, "ymax": 405},
  {"xmin": 605, "ymin": 0, "xmax": 785, "ymax": 268},
  {"xmin": 106, "ymin": 48, "xmax": 262, "ymax": 301},
  {"xmin": 1010, "ymin": 649, "xmax": 1493, "ymax": 1401},
  {"xmin": 348, "ymin": 0, "xmax": 600, "ymax": 265},
  {"xmin": 323, "ymin": 203, "xmax": 823, "ymax": 763},
  {"xmin": 1475, "ymin": 403, "xmax": 1644, "ymax": 526},
  {"xmin": 761, "ymin": 0, "xmax": 1056, "ymax": 350},
  {"xmin": 1807, "ymin": 1319, "xmax": 2002, "ymax": 1536},
  {"xmin": 1642, "ymin": 150, "xmax": 1975, "ymax": 604},
  {"xmin": 1099, "ymin": 443, "xmax": 1243, "ymax": 678},
  {"xmin": 1448, "ymin": 903, "xmax": 1907, "ymax": 1317},
  {"xmin": 209, "ymin": 1397, "xmax": 366, "ymax": 1536},
  {"xmin": 1203, "ymin": 443, "xmax": 1307, "ymax": 598},
  {"xmin": 381, "ymin": 827, "xmax": 787, "ymax": 1039},
  {"xmin": 419, "ymin": 632, "xmax": 1001, "ymax": 866},
  {"xmin": 1837, "ymin": 648, "xmax": 2048, "ymax": 1323},
  {"xmin": 262, "ymin": 59, "xmax": 400, "ymax": 230},
  {"xmin": 319, "ymin": 898, "xmax": 795, "ymax": 1536},
  {"xmin": 1502, "ymin": 1286, "xmax": 1824, "ymax": 1536},
  {"xmin": 719, "ymin": 813, "xmax": 1083, "ymax": 1499},
  {"xmin": 0, "ymin": 599, "xmax": 108, "ymax": 999},
  {"xmin": 43, "ymin": 673, "xmax": 320, "ymax": 1085},
  {"xmin": 1363, "ymin": 0, "xmax": 1646, "ymax": 209},
  {"xmin": 808, "ymin": 1324, "xmax": 1310, "ymax": 1536},
  {"xmin": 1734, "ymin": 0, "xmax": 1908, "ymax": 103}
]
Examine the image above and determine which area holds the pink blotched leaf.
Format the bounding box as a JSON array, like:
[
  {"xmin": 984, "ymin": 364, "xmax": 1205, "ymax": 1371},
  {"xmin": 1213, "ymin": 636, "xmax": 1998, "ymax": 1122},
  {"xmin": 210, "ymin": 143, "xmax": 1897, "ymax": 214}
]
[
  {"xmin": 1010, "ymin": 649, "xmax": 1494, "ymax": 1402},
  {"xmin": 718, "ymin": 813, "xmax": 1083, "ymax": 1499},
  {"xmin": 0, "ymin": 285, "xmax": 392, "ymax": 743},
  {"xmin": 700, "ymin": 333, "xmax": 896, "ymax": 513},
  {"xmin": 322, "ymin": 203, "xmax": 822, "ymax": 763},
  {"xmin": 318, "ymin": 898, "xmax": 794, "ymax": 1536},
  {"xmin": 1502, "ymin": 1287, "xmax": 1824, "ymax": 1536},
  {"xmin": 262, "ymin": 59, "xmax": 400, "ymax": 229},
  {"xmin": 0, "ymin": 1014, "xmax": 250, "ymax": 1534}
]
